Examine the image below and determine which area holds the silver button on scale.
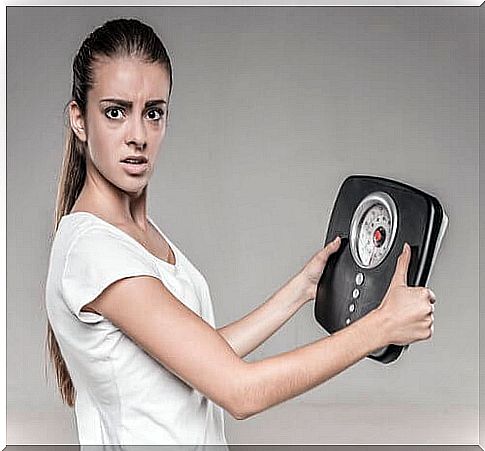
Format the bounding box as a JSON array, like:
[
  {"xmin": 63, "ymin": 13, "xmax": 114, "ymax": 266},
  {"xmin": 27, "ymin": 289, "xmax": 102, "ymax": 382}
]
[{"xmin": 346, "ymin": 274, "xmax": 364, "ymax": 325}]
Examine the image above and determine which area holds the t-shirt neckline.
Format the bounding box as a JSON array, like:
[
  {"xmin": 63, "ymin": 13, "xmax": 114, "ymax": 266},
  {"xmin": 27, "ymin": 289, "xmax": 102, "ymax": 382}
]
[{"xmin": 61, "ymin": 211, "xmax": 179, "ymax": 270}]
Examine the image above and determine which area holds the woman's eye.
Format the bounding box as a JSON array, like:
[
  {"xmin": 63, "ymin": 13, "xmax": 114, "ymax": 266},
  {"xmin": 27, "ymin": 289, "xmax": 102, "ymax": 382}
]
[
  {"xmin": 105, "ymin": 108, "xmax": 125, "ymax": 120},
  {"xmin": 146, "ymin": 108, "xmax": 164, "ymax": 121}
]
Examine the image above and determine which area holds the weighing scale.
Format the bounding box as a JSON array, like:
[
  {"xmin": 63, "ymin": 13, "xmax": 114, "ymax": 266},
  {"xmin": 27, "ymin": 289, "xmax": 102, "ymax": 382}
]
[{"xmin": 314, "ymin": 175, "xmax": 448, "ymax": 364}]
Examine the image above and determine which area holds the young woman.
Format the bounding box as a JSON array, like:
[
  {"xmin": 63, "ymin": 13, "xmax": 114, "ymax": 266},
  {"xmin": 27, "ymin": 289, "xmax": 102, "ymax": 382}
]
[{"xmin": 45, "ymin": 18, "xmax": 436, "ymax": 447}]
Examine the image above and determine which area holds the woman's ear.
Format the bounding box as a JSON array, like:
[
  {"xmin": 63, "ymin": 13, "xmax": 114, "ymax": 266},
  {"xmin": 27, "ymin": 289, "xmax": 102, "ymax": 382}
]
[{"xmin": 69, "ymin": 101, "xmax": 87, "ymax": 142}]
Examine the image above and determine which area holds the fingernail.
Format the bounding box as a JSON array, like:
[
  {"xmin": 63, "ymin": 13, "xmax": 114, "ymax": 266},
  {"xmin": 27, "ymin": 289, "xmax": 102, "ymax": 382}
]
[{"xmin": 403, "ymin": 242, "xmax": 407, "ymax": 252}]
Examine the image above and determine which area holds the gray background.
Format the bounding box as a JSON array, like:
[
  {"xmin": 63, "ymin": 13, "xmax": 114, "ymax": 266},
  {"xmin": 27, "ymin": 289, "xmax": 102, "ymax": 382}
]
[
  {"xmin": 7, "ymin": 6, "xmax": 478, "ymax": 445},
  {"xmin": 480, "ymin": 4, "xmax": 484, "ymax": 450}
]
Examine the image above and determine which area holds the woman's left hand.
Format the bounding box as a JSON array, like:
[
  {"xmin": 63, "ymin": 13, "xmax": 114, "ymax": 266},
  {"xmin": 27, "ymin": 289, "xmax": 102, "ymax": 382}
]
[{"xmin": 298, "ymin": 236, "xmax": 342, "ymax": 303}]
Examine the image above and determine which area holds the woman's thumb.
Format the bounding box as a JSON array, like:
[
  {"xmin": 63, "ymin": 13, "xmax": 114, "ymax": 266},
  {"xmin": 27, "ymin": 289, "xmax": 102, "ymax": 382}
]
[{"xmin": 390, "ymin": 242, "xmax": 411, "ymax": 287}]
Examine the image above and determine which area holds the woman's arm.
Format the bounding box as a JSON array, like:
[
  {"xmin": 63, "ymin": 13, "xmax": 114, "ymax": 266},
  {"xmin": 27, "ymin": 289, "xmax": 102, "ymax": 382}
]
[
  {"xmin": 216, "ymin": 272, "xmax": 310, "ymax": 358},
  {"xmin": 88, "ymin": 242, "xmax": 434, "ymax": 421},
  {"xmin": 217, "ymin": 237, "xmax": 342, "ymax": 358},
  {"xmin": 88, "ymin": 272, "xmax": 383, "ymax": 420}
]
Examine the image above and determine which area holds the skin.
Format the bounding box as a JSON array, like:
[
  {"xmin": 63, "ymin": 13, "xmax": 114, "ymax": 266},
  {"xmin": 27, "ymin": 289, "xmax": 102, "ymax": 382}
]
[
  {"xmin": 69, "ymin": 56, "xmax": 171, "ymax": 251},
  {"xmin": 68, "ymin": 55, "xmax": 436, "ymax": 421}
]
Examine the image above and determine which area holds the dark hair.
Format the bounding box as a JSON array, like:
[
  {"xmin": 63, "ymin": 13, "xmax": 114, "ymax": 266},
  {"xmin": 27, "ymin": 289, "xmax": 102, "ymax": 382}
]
[{"xmin": 45, "ymin": 18, "xmax": 173, "ymax": 408}]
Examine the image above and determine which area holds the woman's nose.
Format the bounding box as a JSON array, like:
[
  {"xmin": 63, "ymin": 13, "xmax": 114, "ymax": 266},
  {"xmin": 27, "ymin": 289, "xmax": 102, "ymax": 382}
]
[{"xmin": 125, "ymin": 117, "xmax": 147, "ymax": 149}]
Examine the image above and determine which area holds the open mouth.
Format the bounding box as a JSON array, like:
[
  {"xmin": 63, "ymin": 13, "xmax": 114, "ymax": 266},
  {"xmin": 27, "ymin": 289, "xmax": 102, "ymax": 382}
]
[
  {"xmin": 120, "ymin": 157, "xmax": 149, "ymax": 174},
  {"xmin": 122, "ymin": 160, "xmax": 145, "ymax": 165},
  {"xmin": 121, "ymin": 157, "xmax": 148, "ymax": 165}
]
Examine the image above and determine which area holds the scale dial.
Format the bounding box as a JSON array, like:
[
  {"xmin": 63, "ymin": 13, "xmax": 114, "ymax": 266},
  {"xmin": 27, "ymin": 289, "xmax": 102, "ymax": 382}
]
[{"xmin": 350, "ymin": 192, "xmax": 398, "ymax": 269}]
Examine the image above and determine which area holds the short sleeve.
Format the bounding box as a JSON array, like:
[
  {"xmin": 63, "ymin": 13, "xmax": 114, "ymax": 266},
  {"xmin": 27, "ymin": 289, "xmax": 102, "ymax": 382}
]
[{"xmin": 61, "ymin": 226, "xmax": 160, "ymax": 324}]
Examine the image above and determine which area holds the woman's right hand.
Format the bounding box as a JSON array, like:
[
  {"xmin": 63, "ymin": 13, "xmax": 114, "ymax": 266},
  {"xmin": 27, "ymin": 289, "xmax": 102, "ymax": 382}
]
[{"xmin": 375, "ymin": 242, "xmax": 436, "ymax": 347}]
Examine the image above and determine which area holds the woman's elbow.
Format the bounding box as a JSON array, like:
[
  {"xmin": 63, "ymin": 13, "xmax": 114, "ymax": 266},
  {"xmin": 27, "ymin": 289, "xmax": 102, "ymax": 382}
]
[
  {"xmin": 225, "ymin": 385, "xmax": 251, "ymax": 420},
  {"xmin": 226, "ymin": 364, "xmax": 261, "ymax": 421},
  {"xmin": 229, "ymin": 409, "xmax": 249, "ymax": 421},
  {"xmin": 228, "ymin": 400, "xmax": 253, "ymax": 421},
  {"xmin": 228, "ymin": 399, "xmax": 260, "ymax": 421}
]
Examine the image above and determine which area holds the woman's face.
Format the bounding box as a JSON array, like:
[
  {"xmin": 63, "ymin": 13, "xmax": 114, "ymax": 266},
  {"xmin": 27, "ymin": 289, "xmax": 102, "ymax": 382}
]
[{"xmin": 71, "ymin": 56, "xmax": 171, "ymax": 196}]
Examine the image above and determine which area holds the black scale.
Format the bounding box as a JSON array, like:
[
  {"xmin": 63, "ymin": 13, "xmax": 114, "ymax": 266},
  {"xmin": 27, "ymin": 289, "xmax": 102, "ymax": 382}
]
[{"xmin": 315, "ymin": 175, "xmax": 448, "ymax": 364}]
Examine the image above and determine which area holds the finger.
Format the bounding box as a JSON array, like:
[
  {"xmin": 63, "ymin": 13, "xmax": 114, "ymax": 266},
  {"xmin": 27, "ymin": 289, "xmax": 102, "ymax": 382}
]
[
  {"xmin": 310, "ymin": 236, "xmax": 340, "ymax": 268},
  {"xmin": 324, "ymin": 235, "xmax": 341, "ymax": 249},
  {"xmin": 390, "ymin": 242, "xmax": 411, "ymax": 288},
  {"xmin": 320, "ymin": 235, "xmax": 341, "ymax": 257},
  {"xmin": 331, "ymin": 235, "xmax": 341, "ymax": 249}
]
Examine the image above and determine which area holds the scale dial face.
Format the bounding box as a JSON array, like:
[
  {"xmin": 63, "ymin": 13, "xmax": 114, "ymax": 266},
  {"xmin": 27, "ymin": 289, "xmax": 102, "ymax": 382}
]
[{"xmin": 350, "ymin": 192, "xmax": 398, "ymax": 269}]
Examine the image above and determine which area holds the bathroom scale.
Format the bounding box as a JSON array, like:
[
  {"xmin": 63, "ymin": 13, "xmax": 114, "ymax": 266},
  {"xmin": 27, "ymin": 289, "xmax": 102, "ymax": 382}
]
[{"xmin": 314, "ymin": 175, "xmax": 448, "ymax": 364}]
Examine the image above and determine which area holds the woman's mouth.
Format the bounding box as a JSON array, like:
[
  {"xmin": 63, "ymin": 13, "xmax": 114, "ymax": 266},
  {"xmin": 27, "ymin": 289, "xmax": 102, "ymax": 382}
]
[{"xmin": 120, "ymin": 160, "xmax": 149, "ymax": 175}]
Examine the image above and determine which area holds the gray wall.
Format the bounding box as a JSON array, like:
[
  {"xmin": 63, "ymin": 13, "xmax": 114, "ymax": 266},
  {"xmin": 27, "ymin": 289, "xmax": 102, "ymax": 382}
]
[
  {"xmin": 479, "ymin": 3, "xmax": 484, "ymax": 449},
  {"xmin": 7, "ymin": 6, "xmax": 478, "ymax": 444}
]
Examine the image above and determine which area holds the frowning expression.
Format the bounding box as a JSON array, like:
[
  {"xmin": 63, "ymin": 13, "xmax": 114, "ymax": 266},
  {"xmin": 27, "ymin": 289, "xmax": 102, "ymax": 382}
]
[{"xmin": 74, "ymin": 56, "xmax": 171, "ymax": 195}]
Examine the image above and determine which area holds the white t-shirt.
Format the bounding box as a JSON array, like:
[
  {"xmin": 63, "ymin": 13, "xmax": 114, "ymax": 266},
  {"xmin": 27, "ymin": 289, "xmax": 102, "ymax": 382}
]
[{"xmin": 45, "ymin": 212, "xmax": 228, "ymax": 448}]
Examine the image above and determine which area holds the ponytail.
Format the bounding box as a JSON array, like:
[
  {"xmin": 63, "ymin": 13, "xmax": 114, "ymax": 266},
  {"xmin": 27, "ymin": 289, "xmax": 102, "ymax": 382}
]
[{"xmin": 44, "ymin": 125, "xmax": 86, "ymax": 407}]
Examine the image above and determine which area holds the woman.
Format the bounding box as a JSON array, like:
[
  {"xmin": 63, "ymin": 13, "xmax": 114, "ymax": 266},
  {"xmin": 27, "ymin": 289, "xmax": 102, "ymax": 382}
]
[{"xmin": 45, "ymin": 17, "xmax": 436, "ymax": 447}]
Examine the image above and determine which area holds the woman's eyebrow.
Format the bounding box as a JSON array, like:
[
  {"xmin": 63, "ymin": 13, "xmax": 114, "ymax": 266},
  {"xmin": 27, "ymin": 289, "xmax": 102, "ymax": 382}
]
[{"xmin": 99, "ymin": 98, "xmax": 166, "ymax": 107}]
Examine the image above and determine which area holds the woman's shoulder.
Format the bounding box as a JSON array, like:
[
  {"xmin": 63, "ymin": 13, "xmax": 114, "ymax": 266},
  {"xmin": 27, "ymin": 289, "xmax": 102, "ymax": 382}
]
[
  {"xmin": 53, "ymin": 212, "xmax": 140, "ymax": 262},
  {"xmin": 57, "ymin": 211, "xmax": 115, "ymax": 242},
  {"xmin": 54, "ymin": 212, "xmax": 161, "ymax": 281}
]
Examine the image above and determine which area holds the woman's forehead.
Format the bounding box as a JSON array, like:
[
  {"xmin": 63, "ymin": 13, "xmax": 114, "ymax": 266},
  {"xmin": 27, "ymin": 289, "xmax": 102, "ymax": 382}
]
[{"xmin": 90, "ymin": 56, "xmax": 170, "ymax": 100}]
